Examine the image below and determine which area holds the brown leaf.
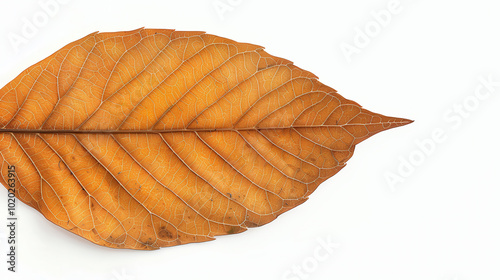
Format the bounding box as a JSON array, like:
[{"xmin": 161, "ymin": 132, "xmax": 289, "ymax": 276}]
[{"xmin": 0, "ymin": 28, "xmax": 411, "ymax": 250}]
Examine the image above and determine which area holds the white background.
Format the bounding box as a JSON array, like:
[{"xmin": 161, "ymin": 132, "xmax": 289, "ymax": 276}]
[{"xmin": 0, "ymin": 0, "xmax": 499, "ymax": 279}]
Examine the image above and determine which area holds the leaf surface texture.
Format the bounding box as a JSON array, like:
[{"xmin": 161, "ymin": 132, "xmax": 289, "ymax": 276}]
[{"xmin": 0, "ymin": 29, "xmax": 411, "ymax": 249}]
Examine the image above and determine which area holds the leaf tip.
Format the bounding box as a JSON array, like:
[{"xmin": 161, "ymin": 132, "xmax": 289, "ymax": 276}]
[{"xmin": 391, "ymin": 117, "xmax": 414, "ymax": 128}]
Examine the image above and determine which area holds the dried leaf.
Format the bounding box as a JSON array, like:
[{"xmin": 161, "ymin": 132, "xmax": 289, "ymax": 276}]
[{"xmin": 0, "ymin": 28, "xmax": 411, "ymax": 249}]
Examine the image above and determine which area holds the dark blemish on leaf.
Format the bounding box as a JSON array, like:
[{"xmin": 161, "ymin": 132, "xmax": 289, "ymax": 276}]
[
  {"xmin": 227, "ymin": 226, "xmax": 239, "ymax": 234},
  {"xmin": 158, "ymin": 226, "xmax": 173, "ymax": 239},
  {"xmin": 227, "ymin": 193, "xmax": 232, "ymax": 198},
  {"xmin": 244, "ymin": 221, "xmax": 258, "ymax": 228},
  {"xmin": 106, "ymin": 235, "xmax": 116, "ymax": 243}
]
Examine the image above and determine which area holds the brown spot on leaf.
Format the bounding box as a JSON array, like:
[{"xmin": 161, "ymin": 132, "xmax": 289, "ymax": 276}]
[
  {"xmin": 227, "ymin": 226, "xmax": 239, "ymax": 234},
  {"xmin": 158, "ymin": 226, "xmax": 174, "ymax": 239}
]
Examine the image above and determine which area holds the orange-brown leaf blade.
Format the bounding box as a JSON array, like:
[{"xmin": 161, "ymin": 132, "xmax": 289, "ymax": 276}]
[{"xmin": 0, "ymin": 29, "xmax": 411, "ymax": 250}]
